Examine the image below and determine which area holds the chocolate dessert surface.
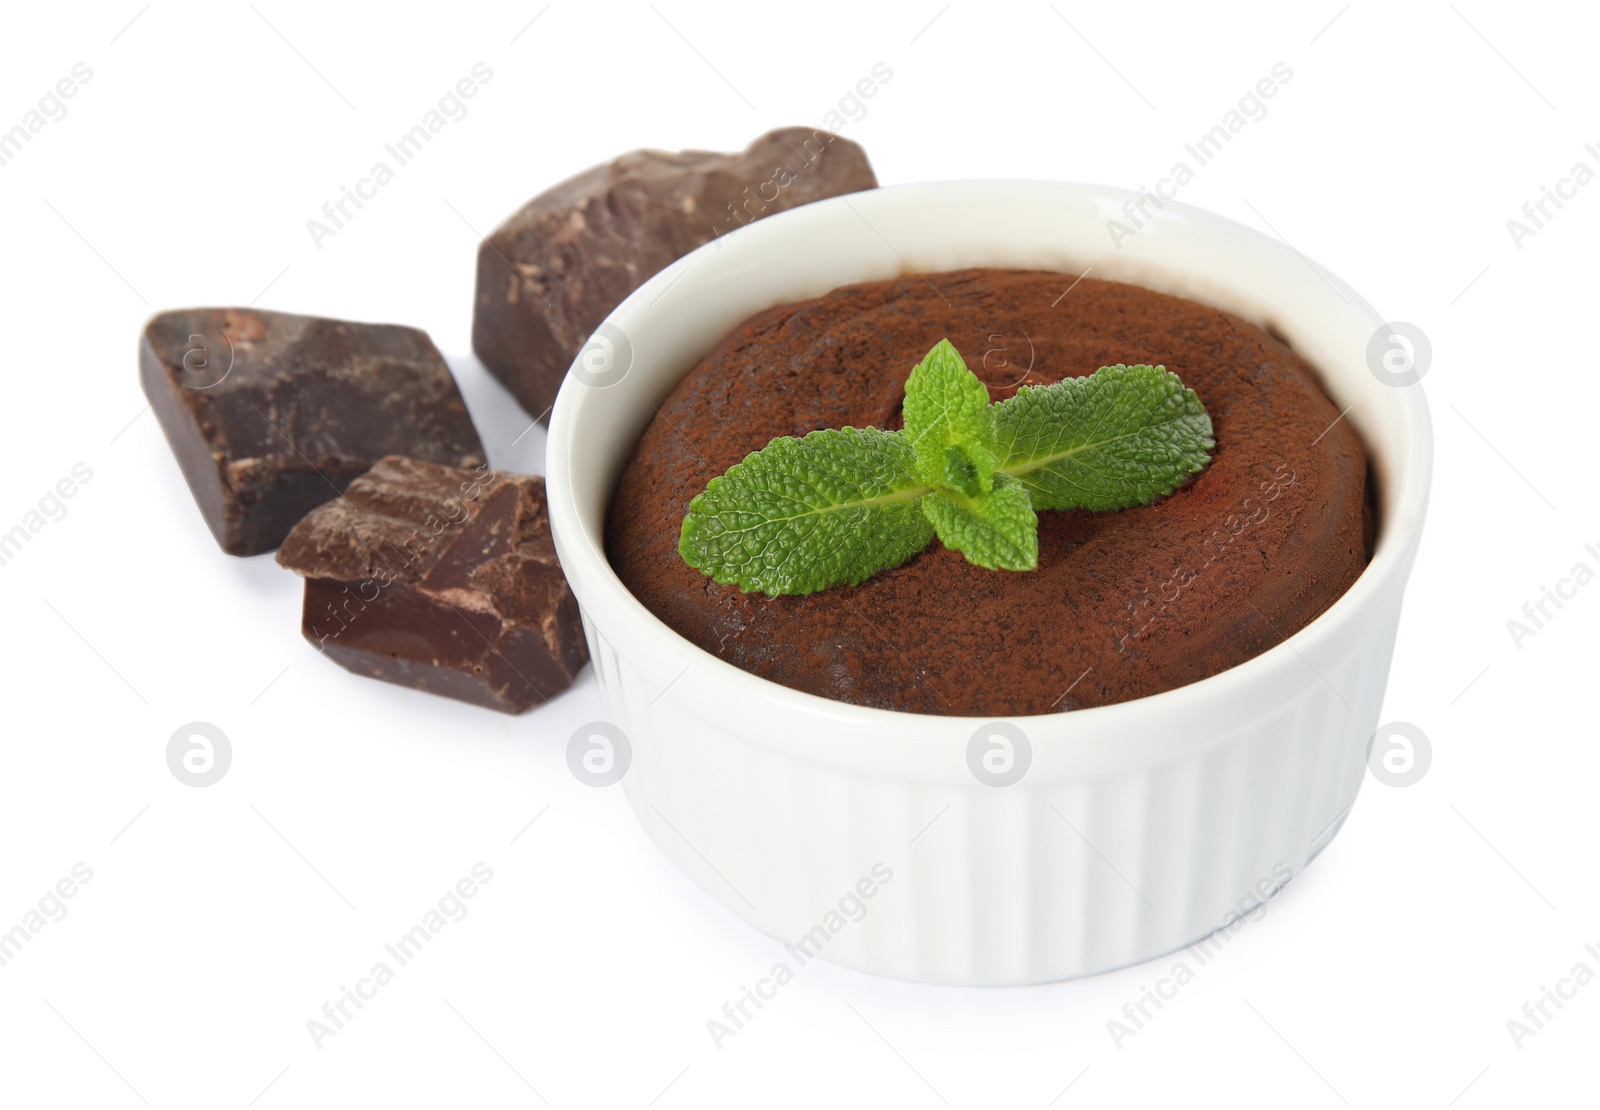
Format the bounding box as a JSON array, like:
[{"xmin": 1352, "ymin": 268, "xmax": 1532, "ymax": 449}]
[{"xmin": 606, "ymin": 269, "xmax": 1371, "ymax": 715}]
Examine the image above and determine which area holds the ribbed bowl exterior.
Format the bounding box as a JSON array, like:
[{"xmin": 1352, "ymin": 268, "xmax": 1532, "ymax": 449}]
[
  {"xmin": 582, "ymin": 584, "xmax": 1402, "ymax": 984},
  {"xmin": 547, "ymin": 181, "xmax": 1431, "ymax": 985}
]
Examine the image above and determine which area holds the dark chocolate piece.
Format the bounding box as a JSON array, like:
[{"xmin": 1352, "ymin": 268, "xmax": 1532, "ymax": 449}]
[
  {"xmin": 471, "ymin": 126, "xmax": 877, "ymax": 421},
  {"xmin": 276, "ymin": 456, "xmax": 587, "ymax": 713},
  {"xmin": 141, "ymin": 308, "xmax": 486, "ymax": 556}
]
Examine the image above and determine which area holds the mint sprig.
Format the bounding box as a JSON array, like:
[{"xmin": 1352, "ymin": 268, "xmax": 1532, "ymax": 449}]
[{"xmin": 678, "ymin": 339, "xmax": 1214, "ymax": 596}]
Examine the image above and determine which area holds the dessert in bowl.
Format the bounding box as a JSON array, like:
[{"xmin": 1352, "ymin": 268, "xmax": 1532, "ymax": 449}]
[
  {"xmin": 609, "ymin": 268, "xmax": 1371, "ymax": 714},
  {"xmin": 545, "ymin": 181, "xmax": 1431, "ymax": 985}
]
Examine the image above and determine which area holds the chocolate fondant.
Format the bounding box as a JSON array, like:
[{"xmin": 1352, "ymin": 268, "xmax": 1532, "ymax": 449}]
[{"xmin": 607, "ymin": 269, "xmax": 1372, "ymax": 715}]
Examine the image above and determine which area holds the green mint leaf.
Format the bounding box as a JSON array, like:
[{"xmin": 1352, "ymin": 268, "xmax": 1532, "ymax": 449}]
[
  {"xmin": 993, "ymin": 364, "xmax": 1214, "ymax": 511},
  {"xmin": 902, "ymin": 338, "xmax": 997, "ymax": 495},
  {"xmin": 678, "ymin": 427, "xmax": 934, "ymax": 596},
  {"xmin": 920, "ymin": 477, "xmax": 1038, "ymax": 571}
]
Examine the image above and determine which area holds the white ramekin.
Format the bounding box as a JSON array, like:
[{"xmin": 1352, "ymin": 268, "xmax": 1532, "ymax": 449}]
[{"xmin": 545, "ymin": 181, "xmax": 1432, "ymax": 985}]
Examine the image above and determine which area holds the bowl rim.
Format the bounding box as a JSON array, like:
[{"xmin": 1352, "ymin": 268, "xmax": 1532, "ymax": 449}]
[{"xmin": 545, "ymin": 178, "xmax": 1433, "ymax": 740}]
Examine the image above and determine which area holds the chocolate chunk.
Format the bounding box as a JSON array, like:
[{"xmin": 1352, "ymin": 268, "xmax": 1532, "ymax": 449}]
[
  {"xmin": 141, "ymin": 308, "xmax": 486, "ymax": 556},
  {"xmin": 276, "ymin": 456, "xmax": 587, "ymax": 713},
  {"xmin": 471, "ymin": 126, "xmax": 877, "ymax": 420}
]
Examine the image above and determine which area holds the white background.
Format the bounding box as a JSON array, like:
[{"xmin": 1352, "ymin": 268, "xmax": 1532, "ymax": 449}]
[{"xmin": 1, "ymin": 1, "xmax": 1595, "ymax": 1106}]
